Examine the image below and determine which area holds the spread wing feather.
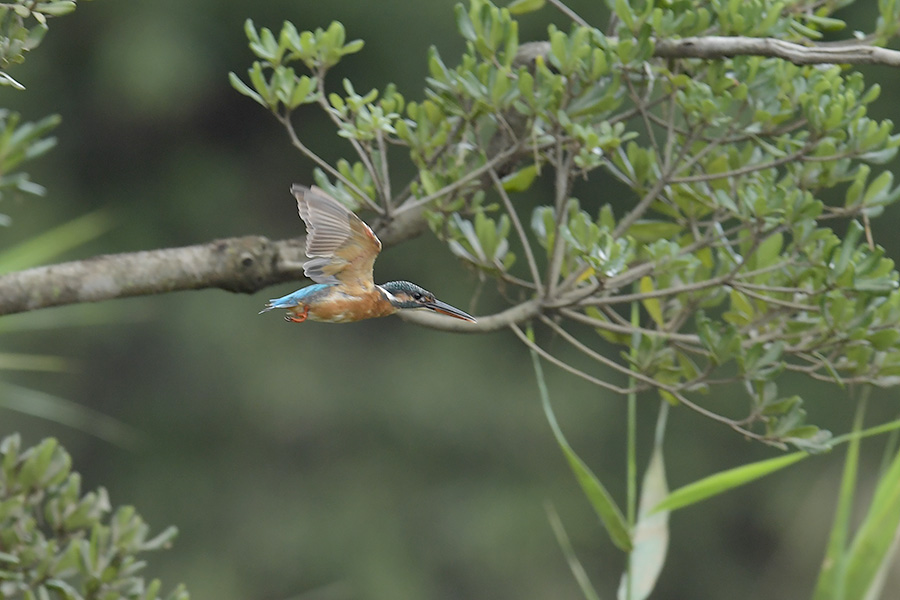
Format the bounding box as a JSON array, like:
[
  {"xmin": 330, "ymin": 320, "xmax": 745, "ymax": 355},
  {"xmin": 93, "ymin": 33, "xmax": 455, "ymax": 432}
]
[{"xmin": 292, "ymin": 184, "xmax": 382, "ymax": 287}]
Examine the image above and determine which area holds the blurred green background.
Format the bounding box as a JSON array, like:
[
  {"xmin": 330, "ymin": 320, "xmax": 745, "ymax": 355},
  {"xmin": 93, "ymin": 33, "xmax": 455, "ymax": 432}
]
[{"xmin": 2, "ymin": 1, "xmax": 900, "ymax": 599}]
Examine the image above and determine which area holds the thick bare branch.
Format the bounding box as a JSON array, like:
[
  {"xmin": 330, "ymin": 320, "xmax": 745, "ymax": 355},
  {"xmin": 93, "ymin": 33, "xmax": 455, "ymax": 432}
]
[
  {"xmin": 0, "ymin": 203, "xmax": 431, "ymax": 317},
  {"xmin": 0, "ymin": 236, "xmax": 301, "ymax": 316}
]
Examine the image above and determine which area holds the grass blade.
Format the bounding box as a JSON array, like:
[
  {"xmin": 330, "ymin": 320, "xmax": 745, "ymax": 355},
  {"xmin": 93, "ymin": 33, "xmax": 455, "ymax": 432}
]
[
  {"xmin": 842, "ymin": 444, "xmax": 900, "ymax": 599},
  {"xmin": 0, "ymin": 209, "xmax": 112, "ymax": 273},
  {"xmin": 0, "ymin": 352, "xmax": 74, "ymax": 372},
  {"xmin": 546, "ymin": 503, "xmax": 603, "ymax": 600},
  {"xmin": 0, "ymin": 381, "xmax": 143, "ymax": 450},
  {"xmin": 653, "ymin": 452, "xmax": 806, "ymax": 514},
  {"xmin": 618, "ymin": 408, "xmax": 669, "ymax": 600},
  {"xmin": 530, "ymin": 347, "xmax": 632, "ymax": 552},
  {"xmin": 813, "ymin": 395, "xmax": 867, "ymax": 600}
]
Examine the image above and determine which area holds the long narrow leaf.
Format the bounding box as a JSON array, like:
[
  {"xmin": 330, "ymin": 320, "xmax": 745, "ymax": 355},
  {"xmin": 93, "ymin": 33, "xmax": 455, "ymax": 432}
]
[
  {"xmin": 618, "ymin": 406, "xmax": 669, "ymax": 600},
  {"xmin": 842, "ymin": 445, "xmax": 900, "ymax": 599},
  {"xmin": 0, "ymin": 209, "xmax": 112, "ymax": 273},
  {"xmin": 862, "ymin": 526, "xmax": 900, "ymax": 600},
  {"xmin": 0, "ymin": 381, "xmax": 142, "ymax": 450},
  {"xmin": 831, "ymin": 417, "xmax": 900, "ymax": 446},
  {"xmin": 813, "ymin": 397, "xmax": 867, "ymax": 600},
  {"xmin": 530, "ymin": 348, "xmax": 632, "ymax": 551},
  {"xmin": 0, "ymin": 352, "xmax": 74, "ymax": 372},
  {"xmin": 546, "ymin": 503, "xmax": 603, "ymax": 600},
  {"xmin": 0, "ymin": 305, "xmax": 145, "ymax": 333},
  {"xmin": 653, "ymin": 452, "xmax": 807, "ymax": 514}
]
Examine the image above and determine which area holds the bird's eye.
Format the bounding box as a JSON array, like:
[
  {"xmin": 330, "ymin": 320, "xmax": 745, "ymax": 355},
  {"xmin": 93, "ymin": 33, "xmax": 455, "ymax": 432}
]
[{"xmin": 412, "ymin": 292, "xmax": 422, "ymax": 300}]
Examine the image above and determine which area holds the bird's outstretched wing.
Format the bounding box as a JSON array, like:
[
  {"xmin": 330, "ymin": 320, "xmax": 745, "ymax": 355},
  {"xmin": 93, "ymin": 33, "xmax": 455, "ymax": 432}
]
[{"xmin": 293, "ymin": 184, "xmax": 382, "ymax": 287}]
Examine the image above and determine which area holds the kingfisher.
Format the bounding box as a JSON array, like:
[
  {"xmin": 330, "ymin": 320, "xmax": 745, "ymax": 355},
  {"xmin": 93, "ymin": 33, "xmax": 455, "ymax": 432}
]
[{"xmin": 260, "ymin": 184, "xmax": 476, "ymax": 324}]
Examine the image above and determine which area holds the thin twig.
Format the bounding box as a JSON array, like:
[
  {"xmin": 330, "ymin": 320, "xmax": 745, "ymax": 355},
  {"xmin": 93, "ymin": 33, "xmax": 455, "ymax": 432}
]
[
  {"xmin": 559, "ymin": 308, "xmax": 701, "ymax": 345},
  {"xmin": 314, "ymin": 76, "xmax": 384, "ymax": 203},
  {"xmin": 376, "ymin": 129, "xmax": 393, "ymax": 211},
  {"xmin": 546, "ymin": 0, "xmax": 590, "ymax": 27},
  {"xmin": 277, "ymin": 112, "xmax": 380, "ymax": 213},
  {"xmin": 539, "ymin": 314, "xmax": 667, "ymax": 387},
  {"xmin": 546, "ymin": 137, "xmax": 574, "ymax": 297},
  {"xmin": 728, "ymin": 284, "xmax": 820, "ymax": 312},
  {"xmin": 488, "ymin": 167, "xmax": 545, "ymax": 297},
  {"xmin": 509, "ymin": 323, "xmax": 636, "ymax": 394},
  {"xmin": 393, "ymin": 142, "xmax": 529, "ymax": 215}
]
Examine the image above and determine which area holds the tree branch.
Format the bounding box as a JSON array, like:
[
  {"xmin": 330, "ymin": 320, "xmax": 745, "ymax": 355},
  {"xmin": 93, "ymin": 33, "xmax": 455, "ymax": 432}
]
[
  {"xmin": 0, "ymin": 202, "xmax": 431, "ymax": 317},
  {"xmin": 654, "ymin": 36, "xmax": 900, "ymax": 68},
  {"xmin": 7, "ymin": 31, "xmax": 897, "ymax": 322},
  {"xmin": 517, "ymin": 36, "xmax": 900, "ymax": 69},
  {"xmin": 0, "ymin": 236, "xmax": 301, "ymax": 315},
  {"xmin": 397, "ymin": 299, "xmax": 541, "ymax": 332}
]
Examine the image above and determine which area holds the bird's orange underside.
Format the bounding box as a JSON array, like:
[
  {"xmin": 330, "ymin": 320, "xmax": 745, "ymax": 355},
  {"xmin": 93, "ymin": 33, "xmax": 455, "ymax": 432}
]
[{"xmin": 287, "ymin": 292, "xmax": 397, "ymax": 323}]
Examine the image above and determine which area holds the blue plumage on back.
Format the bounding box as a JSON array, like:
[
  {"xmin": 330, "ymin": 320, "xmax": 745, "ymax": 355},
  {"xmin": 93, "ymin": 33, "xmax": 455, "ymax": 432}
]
[{"xmin": 259, "ymin": 284, "xmax": 332, "ymax": 312}]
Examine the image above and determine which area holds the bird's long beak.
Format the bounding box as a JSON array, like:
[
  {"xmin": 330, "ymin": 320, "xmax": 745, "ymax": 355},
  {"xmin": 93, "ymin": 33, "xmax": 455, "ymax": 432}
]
[{"xmin": 424, "ymin": 298, "xmax": 477, "ymax": 322}]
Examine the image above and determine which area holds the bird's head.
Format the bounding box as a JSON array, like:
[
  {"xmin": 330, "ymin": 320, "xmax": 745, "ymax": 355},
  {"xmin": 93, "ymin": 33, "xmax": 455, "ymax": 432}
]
[{"xmin": 380, "ymin": 281, "xmax": 476, "ymax": 322}]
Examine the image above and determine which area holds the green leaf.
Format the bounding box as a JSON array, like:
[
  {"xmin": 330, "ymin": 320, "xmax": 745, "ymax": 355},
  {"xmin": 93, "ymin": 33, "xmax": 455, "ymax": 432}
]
[
  {"xmin": 248, "ymin": 61, "xmax": 273, "ymax": 107},
  {"xmin": 0, "ymin": 381, "xmax": 143, "ymax": 449},
  {"xmin": 501, "ymin": 164, "xmax": 538, "ymax": 192},
  {"xmin": 342, "ymin": 39, "xmax": 364, "ymax": 55},
  {"xmin": 531, "ymin": 347, "xmax": 632, "ymax": 551},
  {"xmin": 546, "ymin": 504, "xmax": 602, "ymax": 600},
  {"xmin": 842, "ymin": 445, "xmax": 900, "ymax": 599},
  {"xmin": 419, "ymin": 169, "xmax": 440, "ymax": 196},
  {"xmin": 805, "ymin": 14, "xmax": 846, "ymax": 31},
  {"xmin": 0, "ymin": 352, "xmax": 72, "ymax": 372},
  {"xmin": 228, "ymin": 72, "xmax": 266, "ymax": 107},
  {"xmin": 615, "ymin": 0, "xmax": 636, "ymax": 30},
  {"xmin": 862, "ymin": 171, "xmax": 895, "ymax": 207},
  {"xmin": 755, "ymin": 232, "xmax": 783, "ymax": 267},
  {"xmin": 619, "ymin": 437, "xmax": 668, "ymax": 600},
  {"xmin": 0, "ymin": 209, "xmax": 112, "ymax": 273},
  {"xmin": 455, "ymin": 4, "xmax": 477, "ymax": 41},
  {"xmin": 626, "ymin": 221, "xmax": 683, "ymax": 243},
  {"xmin": 33, "ymin": 1, "xmax": 77, "ymax": 16},
  {"xmin": 813, "ymin": 400, "xmax": 865, "ymax": 600},
  {"xmin": 640, "ymin": 276, "xmax": 664, "ymax": 326},
  {"xmin": 507, "ymin": 0, "xmax": 546, "ymax": 14},
  {"xmin": 653, "ymin": 452, "xmax": 807, "ymax": 513}
]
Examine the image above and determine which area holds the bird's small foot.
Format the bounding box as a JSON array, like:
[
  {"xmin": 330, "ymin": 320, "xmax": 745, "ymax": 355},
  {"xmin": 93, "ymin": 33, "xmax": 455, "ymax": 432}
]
[{"xmin": 284, "ymin": 305, "xmax": 310, "ymax": 323}]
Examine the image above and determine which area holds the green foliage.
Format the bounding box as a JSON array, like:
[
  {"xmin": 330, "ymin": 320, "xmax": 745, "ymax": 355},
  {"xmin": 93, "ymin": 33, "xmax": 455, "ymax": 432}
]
[
  {"xmin": 0, "ymin": 0, "xmax": 90, "ymax": 88},
  {"xmin": 0, "ymin": 209, "xmax": 127, "ymax": 439},
  {"xmin": 230, "ymin": 0, "xmax": 900, "ymax": 596},
  {"xmin": 0, "ymin": 0, "xmax": 88, "ymax": 222},
  {"xmin": 812, "ymin": 398, "xmax": 900, "ymax": 600},
  {"xmin": 0, "ymin": 111, "xmax": 59, "ymax": 217},
  {"xmin": 0, "ymin": 434, "xmax": 188, "ymax": 599},
  {"xmin": 228, "ymin": 19, "xmax": 363, "ymax": 110}
]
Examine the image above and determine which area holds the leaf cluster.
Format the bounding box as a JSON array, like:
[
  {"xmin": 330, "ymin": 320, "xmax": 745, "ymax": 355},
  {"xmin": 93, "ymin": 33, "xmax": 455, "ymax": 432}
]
[
  {"xmin": 0, "ymin": 0, "xmax": 89, "ymax": 223},
  {"xmin": 0, "ymin": 435, "xmax": 188, "ymax": 600},
  {"xmin": 0, "ymin": 0, "xmax": 89, "ymax": 88},
  {"xmin": 231, "ymin": 0, "xmax": 900, "ymax": 453}
]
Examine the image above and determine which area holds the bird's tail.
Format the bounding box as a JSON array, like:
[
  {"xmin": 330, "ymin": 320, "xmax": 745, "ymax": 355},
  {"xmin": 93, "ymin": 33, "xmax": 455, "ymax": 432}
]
[
  {"xmin": 258, "ymin": 286, "xmax": 325, "ymax": 315},
  {"xmin": 258, "ymin": 294, "xmax": 301, "ymax": 314}
]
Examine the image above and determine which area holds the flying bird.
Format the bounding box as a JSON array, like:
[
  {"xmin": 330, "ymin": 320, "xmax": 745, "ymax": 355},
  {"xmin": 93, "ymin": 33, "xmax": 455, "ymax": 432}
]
[{"xmin": 260, "ymin": 185, "xmax": 476, "ymax": 324}]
